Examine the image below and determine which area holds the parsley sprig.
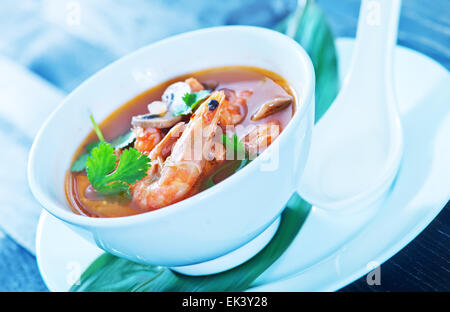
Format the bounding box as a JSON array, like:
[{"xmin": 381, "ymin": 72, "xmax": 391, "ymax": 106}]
[
  {"xmin": 221, "ymin": 134, "xmax": 247, "ymax": 160},
  {"xmin": 71, "ymin": 121, "xmax": 136, "ymax": 172},
  {"xmin": 174, "ymin": 90, "xmax": 211, "ymax": 116},
  {"xmin": 71, "ymin": 115, "xmax": 150, "ymax": 197},
  {"xmin": 86, "ymin": 142, "xmax": 150, "ymax": 196}
]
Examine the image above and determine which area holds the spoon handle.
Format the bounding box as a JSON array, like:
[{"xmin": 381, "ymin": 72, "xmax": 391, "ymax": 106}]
[{"xmin": 346, "ymin": 0, "xmax": 402, "ymax": 88}]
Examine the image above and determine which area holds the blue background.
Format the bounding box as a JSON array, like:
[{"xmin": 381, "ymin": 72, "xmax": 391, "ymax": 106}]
[{"xmin": 0, "ymin": 0, "xmax": 448, "ymax": 291}]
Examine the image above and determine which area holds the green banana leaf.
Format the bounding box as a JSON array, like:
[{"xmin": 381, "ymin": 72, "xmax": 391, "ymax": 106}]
[
  {"xmin": 71, "ymin": 0, "xmax": 339, "ymax": 292},
  {"xmin": 277, "ymin": 0, "xmax": 339, "ymax": 121},
  {"xmin": 71, "ymin": 194, "xmax": 310, "ymax": 292}
]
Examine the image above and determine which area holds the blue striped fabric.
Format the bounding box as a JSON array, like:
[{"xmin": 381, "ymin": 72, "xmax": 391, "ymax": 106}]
[{"xmin": 0, "ymin": 0, "xmax": 448, "ymax": 291}]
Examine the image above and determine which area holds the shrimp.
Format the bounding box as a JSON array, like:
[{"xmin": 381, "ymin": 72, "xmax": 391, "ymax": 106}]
[
  {"xmin": 133, "ymin": 126, "xmax": 163, "ymax": 154},
  {"xmin": 202, "ymin": 139, "xmax": 226, "ymax": 177},
  {"xmin": 185, "ymin": 79, "xmax": 252, "ymax": 127},
  {"xmin": 219, "ymin": 89, "xmax": 252, "ymax": 126},
  {"xmin": 146, "ymin": 122, "xmax": 186, "ymax": 179},
  {"xmin": 132, "ymin": 91, "xmax": 226, "ymax": 211},
  {"xmin": 243, "ymin": 120, "xmax": 281, "ymax": 159},
  {"xmin": 185, "ymin": 77, "xmax": 205, "ymax": 92},
  {"xmin": 149, "ymin": 122, "xmax": 186, "ymax": 160}
]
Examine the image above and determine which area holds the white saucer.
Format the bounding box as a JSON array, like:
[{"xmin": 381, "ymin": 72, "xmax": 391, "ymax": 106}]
[{"xmin": 36, "ymin": 38, "xmax": 450, "ymax": 292}]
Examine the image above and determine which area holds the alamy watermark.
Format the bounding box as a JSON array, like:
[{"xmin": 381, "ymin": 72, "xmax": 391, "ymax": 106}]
[
  {"xmin": 366, "ymin": 261, "xmax": 381, "ymax": 286},
  {"xmin": 66, "ymin": 1, "xmax": 81, "ymax": 26},
  {"xmin": 66, "ymin": 261, "xmax": 81, "ymax": 286}
]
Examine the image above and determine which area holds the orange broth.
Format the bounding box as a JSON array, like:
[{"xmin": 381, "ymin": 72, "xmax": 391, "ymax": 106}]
[{"xmin": 66, "ymin": 66, "xmax": 296, "ymax": 217}]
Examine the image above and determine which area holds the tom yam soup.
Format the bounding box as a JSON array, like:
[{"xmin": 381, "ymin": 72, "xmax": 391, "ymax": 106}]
[{"xmin": 66, "ymin": 66, "xmax": 296, "ymax": 218}]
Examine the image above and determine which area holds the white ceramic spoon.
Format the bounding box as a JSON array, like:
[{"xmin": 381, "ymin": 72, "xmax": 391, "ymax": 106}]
[{"xmin": 298, "ymin": 0, "xmax": 403, "ymax": 211}]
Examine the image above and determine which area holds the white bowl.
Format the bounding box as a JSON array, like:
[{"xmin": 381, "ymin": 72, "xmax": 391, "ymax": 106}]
[{"xmin": 28, "ymin": 26, "xmax": 315, "ymax": 269}]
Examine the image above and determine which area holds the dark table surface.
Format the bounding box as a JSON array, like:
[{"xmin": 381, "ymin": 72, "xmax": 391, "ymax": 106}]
[
  {"xmin": 317, "ymin": 0, "xmax": 450, "ymax": 291},
  {"xmin": 0, "ymin": 0, "xmax": 448, "ymax": 292}
]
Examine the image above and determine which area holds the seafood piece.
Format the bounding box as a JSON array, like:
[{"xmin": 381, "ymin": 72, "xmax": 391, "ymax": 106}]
[
  {"xmin": 132, "ymin": 91, "xmax": 226, "ymax": 210},
  {"xmin": 219, "ymin": 89, "xmax": 252, "ymax": 126},
  {"xmin": 202, "ymin": 141, "xmax": 226, "ymax": 177},
  {"xmin": 251, "ymin": 96, "xmax": 292, "ymax": 121},
  {"xmin": 132, "ymin": 81, "xmax": 192, "ymax": 128},
  {"xmin": 161, "ymin": 81, "xmax": 191, "ymax": 110},
  {"xmin": 207, "ymin": 137, "xmax": 226, "ymax": 161},
  {"xmin": 243, "ymin": 120, "xmax": 281, "ymax": 158},
  {"xmin": 202, "ymin": 81, "xmax": 219, "ymax": 90},
  {"xmin": 133, "ymin": 126, "xmax": 163, "ymax": 154},
  {"xmin": 131, "ymin": 112, "xmax": 181, "ymax": 129},
  {"xmin": 185, "ymin": 77, "xmax": 205, "ymax": 92},
  {"xmin": 147, "ymin": 101, "xmax": 168, "ymax": 116},
  {"xmin": 144, "ymin": 122, "xmax": 186, "ymax": 181},
  {"xmin": 184, "ymin": 77, "xmax": 219, "ymax": 92},
  {"xmin": 150, "ymin": 122, "xmax": 186, "ymax": 162}
]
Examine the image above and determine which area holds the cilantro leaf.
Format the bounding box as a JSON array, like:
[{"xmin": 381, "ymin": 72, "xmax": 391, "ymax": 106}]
[
  {"xmin": 112, "ymin": 148, "xmax": 150, "ymax": 185},
  {"xmin": 85, "ymin": 143, "xmax": 117, "ymax": 188},
  {"xmin": 70, "ymin": 115, "xmax": 106, "ymax": 173},
  {"xmin": 222, "ymin": 134, "xmax": 247, "ymax": 159},
  {"xmin": 174, "ymin": 90, "xmax": 211, "ymax": 116},
  {"xmin": 86, "ymin": 141, "xmax": 101, "ymax": 153},
  {"xmin": 90, "ymin": 114, "xmax": 105, "ymax": 142},
  {"xmin": 110, "ymin": 131, "xmax": 136, "ymax": 149},
  {"xmin": 71, "ymin": 153, "xmax": 90, "ymax": 172},
  {"xmin": 71, "ymin": 142, "xmax": 99, "ymax": 173},
  {"xmin": 85, "ymin": 142, "xmax": 150, "ymax": 197},
  {"xmin": 184, "ymin": 90, "xmax": 211, "ymax": 109},
  {"xmin": 70, "ymin": 115, "xmax": 136, "ymax": 173},
  {"xmin": 182, "ymin": 93, "xmax": 197, "ymax": 107},
  {"xmin": 202, "ymin": 158, "xmax": 250, "ymax": 189}
]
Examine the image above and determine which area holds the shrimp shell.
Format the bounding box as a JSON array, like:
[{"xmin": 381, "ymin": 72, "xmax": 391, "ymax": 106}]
[{"xmin": 132, "ymin": 91, "xmax": 226, "ymax": 211}]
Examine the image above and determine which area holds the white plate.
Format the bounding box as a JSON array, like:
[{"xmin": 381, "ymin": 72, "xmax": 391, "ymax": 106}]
[{"xmin": 36, "ymin": 38, "xmax": 450, "ymax": 292}]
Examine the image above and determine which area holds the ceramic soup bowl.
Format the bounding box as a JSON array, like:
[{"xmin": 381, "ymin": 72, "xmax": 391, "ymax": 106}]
[{"xmin": 28, "ymin": 26, "xmax": 315, "ymax": 274}]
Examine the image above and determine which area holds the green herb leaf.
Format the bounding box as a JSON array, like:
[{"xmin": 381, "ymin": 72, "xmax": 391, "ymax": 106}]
[
  {"xmin": 70, "ymin": 114, "xmax": 136, "ymax": 173},
  {"xmin": 70, "ymin": 194, "xmax": 311, "ymax": 292},
  {"xmin": 113, "ymin": 148, "xmax": 151, "ymax": 185},
  {"xmin": 70, "ymin": 153, "xmax": 90, "ymax": 172},
  {"xmin": 71, "ymin": 140, "xmax": 102, "ymax": 173},
  {"xmin": 221, "ymin": 134, "xmax": 246, "ymax": 159},
  {"xmin": 202, "ymin": 158, "xmax": 250, "ymax": 189},
  {"xmin": 174, "ymin": 90, "xmax": 211, "ymax": 116},
  {"xmin": 90, "ymin": 114, "xmax": 106, "ymax": 143},
  {"xmin": 110, "ymin": 131, "xmax": 136, "ymax": 149},
  {"xmin": 85, "ymin": 142, "xmax": 117, "ymax": 187},
  {"xmin": 277, "ymin": 0, "xmax": 339, "ymax": 122},
  {"xmin": 85, "ymin": 142, "xmax": 150, "ymax": 196},
  {"xmin": 70, "ymin": 142, "xmax": 99, "ymax": 173},
  {"xmin": 70, "ymin": 135, "xmax": 130, "ymax": 173},
  {"xmin": 85, "ymin": 141, "xmax": 101, "ymax": 153},
  {"xmin": 199, "ymin": 134, "xmax": 249, "ymax": 188},
  {"xmin": 86, "ymin": 130, "xmax": 136, "ymax": 153}
]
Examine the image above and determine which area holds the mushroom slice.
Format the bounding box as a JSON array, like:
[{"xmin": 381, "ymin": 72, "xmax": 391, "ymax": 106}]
[
  {"xmin": 202, "ymin": 81, "xmax": 219, "ymax": 91},
  {"xmin": 132, "ymin": 82, "xmax": 191, "ymax": 129},
  {"xmin": 251, "ymin": 96, "xmax": 293, "ymax": 121},
  {"xmin": 131, "ymin": 113, "xmax": 182, "ymax": 129}
]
